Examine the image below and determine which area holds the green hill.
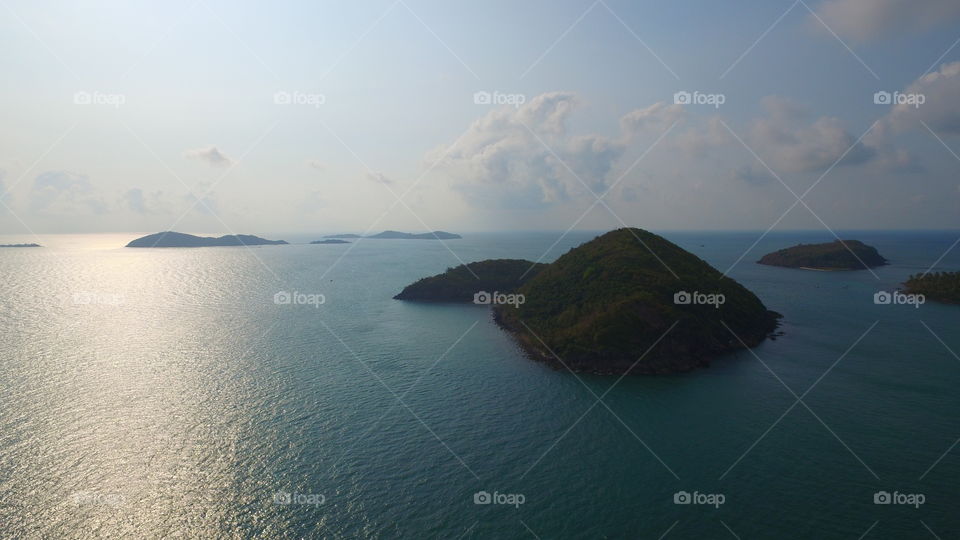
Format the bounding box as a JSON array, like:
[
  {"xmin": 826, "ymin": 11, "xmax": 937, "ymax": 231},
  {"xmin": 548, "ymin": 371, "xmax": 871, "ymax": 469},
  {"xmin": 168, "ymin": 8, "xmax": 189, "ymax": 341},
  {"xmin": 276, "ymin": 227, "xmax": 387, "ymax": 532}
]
[{"xmin": 494, "ymin": 228, "xmax": 779, "ymax": 374}]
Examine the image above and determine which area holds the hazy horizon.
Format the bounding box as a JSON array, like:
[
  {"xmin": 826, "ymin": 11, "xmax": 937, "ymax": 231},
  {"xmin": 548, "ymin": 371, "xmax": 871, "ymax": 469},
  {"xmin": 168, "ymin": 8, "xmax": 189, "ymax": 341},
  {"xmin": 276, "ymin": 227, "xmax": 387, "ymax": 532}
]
[{"xmin": 2, "ymin": 0, "xmax": 960, "ymax": 237}]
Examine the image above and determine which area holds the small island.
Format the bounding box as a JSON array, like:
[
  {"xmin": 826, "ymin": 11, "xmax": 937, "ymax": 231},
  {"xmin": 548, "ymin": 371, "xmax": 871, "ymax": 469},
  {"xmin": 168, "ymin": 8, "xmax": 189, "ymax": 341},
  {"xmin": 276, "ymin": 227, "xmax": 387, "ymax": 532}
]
[
  {"xmin": 394, "ymin": 259, "xmax": 547, "ymax": 302},
  {"xmin": 904, "ymin": 271, "xmax": 960, "ymax": 304},
  {"xmin": 126, "ymin": 231, "xmax": 288, "ymax": 248},
  {"xmin": 310, "ymin": 239, "xmax": 351, "ymax": 245},
  {"xmin": 757, "ymin": 240, "xmax": 887, "ymax": 270},
  {"xmin": 396, "ymin": 228, "xmax": 780, "ymax": 375},
  {"xmin": 324, "ymin": 230, "xmax": 461, "ymax": 240},
  {"xmin": 0, "ymin": 243, "xmax": 41, "ymax": 248}
]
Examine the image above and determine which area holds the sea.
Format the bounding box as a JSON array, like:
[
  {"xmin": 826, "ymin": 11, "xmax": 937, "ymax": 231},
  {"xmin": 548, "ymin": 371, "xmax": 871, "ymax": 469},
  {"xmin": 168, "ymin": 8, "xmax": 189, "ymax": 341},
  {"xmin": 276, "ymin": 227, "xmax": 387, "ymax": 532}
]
[{"xmin": 0, "ymin": 230, "xmax": 958, "ymax": 539}]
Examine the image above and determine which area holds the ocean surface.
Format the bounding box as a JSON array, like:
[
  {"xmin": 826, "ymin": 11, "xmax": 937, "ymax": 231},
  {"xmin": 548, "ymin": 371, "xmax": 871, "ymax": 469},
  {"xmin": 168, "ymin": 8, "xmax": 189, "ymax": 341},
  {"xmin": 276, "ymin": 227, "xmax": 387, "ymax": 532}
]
[{"xmin": 1, "ymin": 230, "xmax": 958, "ymax": 539}]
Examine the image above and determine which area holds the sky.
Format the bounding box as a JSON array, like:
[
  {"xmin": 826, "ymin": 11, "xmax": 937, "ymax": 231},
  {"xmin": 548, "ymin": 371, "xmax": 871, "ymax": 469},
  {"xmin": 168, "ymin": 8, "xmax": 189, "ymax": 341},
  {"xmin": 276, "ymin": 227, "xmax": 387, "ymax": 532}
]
[{"xmin": 1, "ymin": 0, "xmax": 959, "ymax": 235}]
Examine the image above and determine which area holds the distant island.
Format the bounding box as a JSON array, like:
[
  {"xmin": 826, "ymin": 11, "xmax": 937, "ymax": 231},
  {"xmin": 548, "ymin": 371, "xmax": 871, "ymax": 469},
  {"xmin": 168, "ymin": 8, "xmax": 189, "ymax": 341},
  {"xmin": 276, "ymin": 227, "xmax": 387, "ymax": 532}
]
[
  {"xmin": 324, "ymin": 230, "xmax": 461, "ymax": 240},
  {"xmin": 310, "ymin": 239, "xmax": 350, "ymax": 245},
  {"xmin": 0, "ymin": 243, "xmax": 41, "ymax": 248},
  {"xmin": 396, "ymin": 228, "xmax": 780, "ymax": 375},
  {"xmin": 757, "ymin": 240, "xmax": 887, "ymax": 270},
  {"xmin": 394, "ymin": 259, "xmax": 547, "ymax": 302},
  {"xmin": 904, "ymin": 271, "xmax": 960, "ymax": 304},
  {"xmin": 126, "ymin": 231, "xmax": 288, "ymax": 248}
]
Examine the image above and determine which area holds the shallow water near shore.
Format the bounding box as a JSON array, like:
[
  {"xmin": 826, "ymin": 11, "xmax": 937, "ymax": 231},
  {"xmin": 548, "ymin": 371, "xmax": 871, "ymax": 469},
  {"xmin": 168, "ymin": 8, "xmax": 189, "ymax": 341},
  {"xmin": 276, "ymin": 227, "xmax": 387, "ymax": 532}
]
[{"xmin": 1, "ymin": 230, "xmax": 958, "ymax": 538}]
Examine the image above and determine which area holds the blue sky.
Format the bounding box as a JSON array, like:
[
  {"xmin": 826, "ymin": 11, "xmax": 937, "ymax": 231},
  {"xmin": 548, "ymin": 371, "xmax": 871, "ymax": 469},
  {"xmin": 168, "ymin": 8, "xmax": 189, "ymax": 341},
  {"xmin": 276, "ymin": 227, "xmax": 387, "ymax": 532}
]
[{"xmin": 1, "ymin": 0, "xmax": 959, "ymax": 234}]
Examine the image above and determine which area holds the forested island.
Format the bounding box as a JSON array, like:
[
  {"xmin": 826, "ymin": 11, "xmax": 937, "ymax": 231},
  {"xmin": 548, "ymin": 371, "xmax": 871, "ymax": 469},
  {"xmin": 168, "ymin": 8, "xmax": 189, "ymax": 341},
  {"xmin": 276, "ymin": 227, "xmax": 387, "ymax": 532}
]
[
  {"xmin": 394, "ymin": 259, "xmax": 547, "ymax": 302},
  {"xmin": 324, "ymin": 230, "xmax": 461, "ymax": 240},
  {"xmin": 310, "ymin": 239, "xmax": 350, "ymax": 244},
  {"xmin": 396, "ymin": 228, "xmax": 780, "ymax": 374},
  {"xmin": 904, "ymin": 271, "xmax": 960, "ymax": 304},
  {"xmin": 126, "ymin": 232, "xmax": 288, "ymax": 247},
  {"xmin": 757, "ymin": 240, "xmax": 887, "ymax": 270}
]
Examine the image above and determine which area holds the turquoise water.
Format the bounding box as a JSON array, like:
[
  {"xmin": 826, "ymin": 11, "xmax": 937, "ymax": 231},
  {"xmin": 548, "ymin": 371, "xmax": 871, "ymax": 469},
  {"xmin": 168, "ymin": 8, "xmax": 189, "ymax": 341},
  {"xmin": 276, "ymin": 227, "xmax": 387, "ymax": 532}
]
[{"xmin": 1, "ymin": 231, "xmax": 958, "ymax": 538}]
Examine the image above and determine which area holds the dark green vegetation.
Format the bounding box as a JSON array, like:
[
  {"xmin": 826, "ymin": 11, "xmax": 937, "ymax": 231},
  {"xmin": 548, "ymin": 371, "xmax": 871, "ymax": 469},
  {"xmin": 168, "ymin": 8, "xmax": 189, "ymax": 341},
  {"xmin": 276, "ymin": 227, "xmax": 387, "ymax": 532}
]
[
  {"xmin": 0, "ymin": 243, "xmax": 41, "ymax": 248},
  {"xmin": 397, "ymin": 228, "xmax": 780, "ymax": 374},
  {"xmin": 757, "ymin": 240, "xmax": 887, "ymax": 270},
  {"xmin": 496, "ymin": 229, "xmax": 780, "ymax": 374},
  {"xmin": 310, "ymin": 239, "xmax": 350, "ymax": 244},
  {"xmin": 126, "ymin": 232, "xmax": 288, "ymax": 247},
  {"xmin": 393, "ymin": 259, "xmax": 547, "ymax": 302},
  {"xmin": 904, "ymin": 271, "xmax": 960, "ymax": 304}
]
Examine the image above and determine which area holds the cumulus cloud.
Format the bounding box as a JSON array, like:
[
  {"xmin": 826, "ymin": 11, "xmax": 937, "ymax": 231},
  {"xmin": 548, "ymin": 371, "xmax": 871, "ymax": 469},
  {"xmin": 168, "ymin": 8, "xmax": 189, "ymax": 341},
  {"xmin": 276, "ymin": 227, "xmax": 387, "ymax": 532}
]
[
  {"xmin": 184, "ymin": 146, "xmax": 234, "ymax": 168},
  {"xmin": 428, "ymin": 92, "xmax": 680, "ymax": 208},
  {"xmin": 811, "ymin": 0, "xmax": 960, "ymax": 41},
  {"xmin": 880, "ymin": 61, "xmax": 960, "ymax": 135},
  {"xmin": 30, "ymin": 171, "xmax": 107, "ymax": 214},
  {"xmin": 746, "ymin": 97, "xmax": 874, "ymax": 173}
]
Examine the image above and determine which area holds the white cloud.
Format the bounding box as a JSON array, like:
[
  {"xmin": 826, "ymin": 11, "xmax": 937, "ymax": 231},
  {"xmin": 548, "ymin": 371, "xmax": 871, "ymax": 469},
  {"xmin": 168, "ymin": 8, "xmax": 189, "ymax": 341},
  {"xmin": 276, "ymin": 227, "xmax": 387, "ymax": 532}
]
[
  {"xmin": 811, "ymin": 0, "xmax": 960, "ymax": 41},
  {"xmin": 184, "ymin": 146, "xmax": 234, "ymax": 168},
  {"xmin": 881, "ymin": 61, "xmax": 960, "ymax": 136},
  {"xmin": 746, "ymin": 97, "xmax": 874, "ymax": 173},
  {"xmin": 30, "ymin": 171, "xmax": 107, "ymax": 214},
  {"xmin": 428, "ymin": 92, "xmax": 678, "ymax": 208}
]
